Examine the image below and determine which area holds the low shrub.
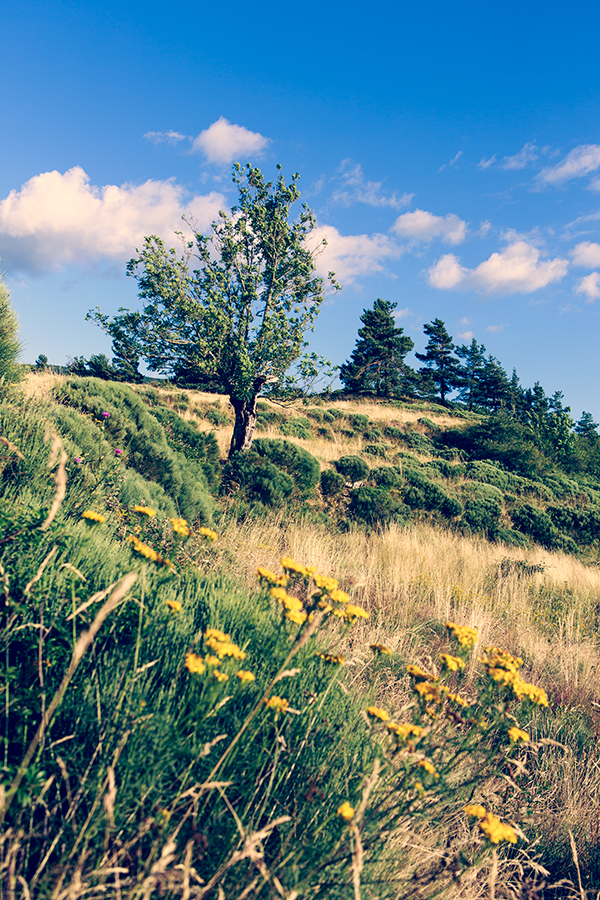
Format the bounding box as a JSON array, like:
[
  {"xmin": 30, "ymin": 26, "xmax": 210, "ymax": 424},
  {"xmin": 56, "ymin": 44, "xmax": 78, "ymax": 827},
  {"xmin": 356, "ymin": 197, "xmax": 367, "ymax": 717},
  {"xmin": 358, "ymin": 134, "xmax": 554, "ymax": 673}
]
[
  {"xmin": 350, "ymin": 413, "xmax": 370, "ymax": 431},
  {"xmin": 253, "ymin": 438, "xmax": 321, "ymax": 497},
  {"xmin": 334, "ymin": 455, "xmax": 370, "ymax": 483},
  {"xmin": 349, "ymin": 485, "xmax": 408, "ymax": 524},
  {"xmin": 461, "ymin": 483, "xmax": 503, "ymax": 534},
  {"xmin": 320, "ymin": 469, "xmax": 346, "ymax": 497},
  {"xmin": 371, "ymin": 466, "xmax": 403, "ymax": 489},
  {"xmin": 281, "ymin": 416, "xmax": 313, "ymax": 439},
  {"xmin": 511, "ymin": 503, "xmax": 561, "ymax": 549},
  {"xmin": 222, "ymin": 451, "xmax": 294, "ymax": 506}
]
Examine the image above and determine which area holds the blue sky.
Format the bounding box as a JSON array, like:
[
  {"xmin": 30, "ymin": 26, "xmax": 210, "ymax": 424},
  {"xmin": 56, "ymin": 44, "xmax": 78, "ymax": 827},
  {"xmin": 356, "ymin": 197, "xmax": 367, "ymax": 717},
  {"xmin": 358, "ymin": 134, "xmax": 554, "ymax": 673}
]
[{"xmin": 2, "ymin": 0, "xmax": 600, "ymax": 419}]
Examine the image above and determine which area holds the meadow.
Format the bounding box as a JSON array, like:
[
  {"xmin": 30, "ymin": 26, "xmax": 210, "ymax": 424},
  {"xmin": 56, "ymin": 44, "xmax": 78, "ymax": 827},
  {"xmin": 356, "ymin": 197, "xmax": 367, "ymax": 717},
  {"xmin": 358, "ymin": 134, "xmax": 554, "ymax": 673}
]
[{"xmin": 2, "ymin": 372, "xmax": 600, "ymax": 898}]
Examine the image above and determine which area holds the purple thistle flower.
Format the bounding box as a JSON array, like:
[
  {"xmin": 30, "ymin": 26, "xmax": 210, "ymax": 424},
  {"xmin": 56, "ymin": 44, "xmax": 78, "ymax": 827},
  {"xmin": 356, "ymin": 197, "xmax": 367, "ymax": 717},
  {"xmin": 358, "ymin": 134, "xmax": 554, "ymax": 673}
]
[
  {"xmin": 102, "ymin": 411, "xmax": 110, "ymax": 419},
  {"xmin": 114, "ymin": 448, "xmax": 123, "ymax": 456},
  {"xmin": 74, "ymin": 457, "xmax": 82, "ymax": 463}
]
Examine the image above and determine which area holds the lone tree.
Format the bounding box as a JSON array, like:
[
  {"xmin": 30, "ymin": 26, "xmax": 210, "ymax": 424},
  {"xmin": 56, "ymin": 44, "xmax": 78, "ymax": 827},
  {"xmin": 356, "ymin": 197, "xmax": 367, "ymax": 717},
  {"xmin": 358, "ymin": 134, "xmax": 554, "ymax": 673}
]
[
  {"xmin": 339, "ymin": 299, "xmax": 414, "ymax": 397},
  {"xmin": 89, "ymin": 164, "xmax": 338, "ymax": 455},
  {"xmin": 415, "ymin": 318, "xmax": 461, "ymax": 405}
]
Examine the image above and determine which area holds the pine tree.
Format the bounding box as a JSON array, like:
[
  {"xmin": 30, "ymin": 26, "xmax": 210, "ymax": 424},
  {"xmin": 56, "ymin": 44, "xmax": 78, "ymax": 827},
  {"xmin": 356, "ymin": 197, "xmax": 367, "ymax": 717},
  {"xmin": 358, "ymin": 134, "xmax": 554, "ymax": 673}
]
[
  {"xmin": 415, "ymin": 318, "xmax": 461, "ymax": 404},
  {"xmin": 475, "ymin": 355, "xmax": 511, "ymax": 411},
  {"xmin": 455, "ymin": 338, "xmax": 486, "ymax": 410},
  {"xmin": 339, "ymin": 299, "xmax": 415, "ymax": 397}
]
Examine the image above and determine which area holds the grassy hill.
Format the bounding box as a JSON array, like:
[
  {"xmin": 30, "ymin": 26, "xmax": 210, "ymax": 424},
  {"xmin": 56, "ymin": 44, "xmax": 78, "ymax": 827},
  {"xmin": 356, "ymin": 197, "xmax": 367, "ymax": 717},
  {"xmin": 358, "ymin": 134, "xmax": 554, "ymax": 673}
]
[{"xmin": 2, "ymin": 372, "xmax": 600, "ymax": 897}]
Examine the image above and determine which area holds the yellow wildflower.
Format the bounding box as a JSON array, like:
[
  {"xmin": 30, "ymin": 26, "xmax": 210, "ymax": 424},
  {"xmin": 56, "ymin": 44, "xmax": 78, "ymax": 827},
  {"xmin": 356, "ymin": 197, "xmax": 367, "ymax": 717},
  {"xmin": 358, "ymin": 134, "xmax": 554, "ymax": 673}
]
[
  {"xmin": 205, "ymin": 628, "xmax": 230, "ymax": 642},
  {"xmin": 446, "ymin": 622, "xmax": 478, "ymax": 647},
  {"xmin": 166, "ymin": 600, "xmax": 182, "ymax": 613},
  {"xmin": 342, "ymin": 604, "xmax": 368, "ymax": 621},
  {"xmin": 318, "ymin": 653, "xmax": 345, "ymax": 664},
  {"xmin": 337, "ymin": 801, "xmax": 355, "ymax": 822},
  {"xmin": 198, "ymin": 527, "xmax": 218, "ymax": 541},
  {"xmin": 82, "ymin": 510, "xmax": 107, "ymax": 523},
  {"xmin": 440, "ymin": 653, "xmax": 465, "ymax": 672},
  {"xmin": 236, "ymin": 670, "xmax": 256, "ymax": 683},
  {"xmin": 386, "ymin": 722, "xmax": 423, "ymax": 741},
  {"xmin": 329, "ymin": 588, "xmax": 351, "ymax": 604},
  {"xmin": 205, "ymin": 636, "xmax": 246, "ymax": 661},
  {"xmin": 418, "ymin": 759, "xmax": 439, "ymax": 778},
  {"xmin": 508, "ymin": 726, "xmax": 530, "ymax": 743},
  {"xmin": 313, "ymin": 573, "xmax": 339, "ymax": 593},
  {"xmin": 414, "ymin": 681, "xmax": 445, "ymax": 704},
  {"xmin": 212, "ymin": 670, "xmax": 229, "ymax": 682},
  {"xmin": 479, "ymin": 647, "xmax": 523, "ymax": 674},
  {"xmin": 366, "ymin": 706, "xmax": 390, "ymax": 722},
  {"xmin": 170, "ymin": 518, "xmax": 190, "ymax": 536},
  {"xmin": 281, "ymin": 557, "xmax": 309, "ymax": 578},
  {"xmin": 127, "ymin": 534, "xmax": 160, "ymax": 562},
  {"xmin": 257, "ymin": 567, "xmax": 288, "ymax": 586},
  {"xmin": 479, "ymin": 812, "xmax": 518, "ymax": 844},
  {"xmin": 265, "ymin": 696, "xmax": 289, "ymax": 714},
  {"xmin": 286, "ymin": 609, "xmax": 308, "ymax": 625},
  {"xmin": 185, "ymin": 653, "xmax": 206, "ymax": 674},
  {"xmin": 406, "ymin": 664, "xmax": 435, "ymax": 682},
  {"xmin": 370, "ymin": 643, "xmax": 392, "ymax": 655},
  {"xmin": 514, "ymin": 678, "xmax": 549, "ymax": 706},
  {"xmin": 464, "ymin": 804, "xmax": 487, "ymax": 819},
  {"xmin": 447, "ymin": 692, "xmax": 468, "ymax": 707},
  {"xmin": 205, "ymin": 655, "xmax": 220, "ymax": 666},
  {"xmin": 318, "ymin": 600, "xmax": 333, "ymax": 613},
  {"xmin": 134, "ymin": 505, "xmax": 156, "ymax": 517}
]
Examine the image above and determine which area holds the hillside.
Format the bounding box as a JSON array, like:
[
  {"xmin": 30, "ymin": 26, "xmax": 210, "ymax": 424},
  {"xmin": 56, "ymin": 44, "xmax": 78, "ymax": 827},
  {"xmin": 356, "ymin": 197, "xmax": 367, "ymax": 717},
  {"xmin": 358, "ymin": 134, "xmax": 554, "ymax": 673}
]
[{"xmin": 2, "ymin": 372, "xmax": 600, "ymax": 897}]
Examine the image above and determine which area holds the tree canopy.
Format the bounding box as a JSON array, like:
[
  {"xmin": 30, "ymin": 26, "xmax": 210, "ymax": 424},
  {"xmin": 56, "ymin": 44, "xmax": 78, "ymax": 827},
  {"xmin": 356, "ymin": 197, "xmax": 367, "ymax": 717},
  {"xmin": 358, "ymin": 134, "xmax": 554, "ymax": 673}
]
[{"xmin": 89, "ymin": 164, "xmax": 338, "ymax": 454}]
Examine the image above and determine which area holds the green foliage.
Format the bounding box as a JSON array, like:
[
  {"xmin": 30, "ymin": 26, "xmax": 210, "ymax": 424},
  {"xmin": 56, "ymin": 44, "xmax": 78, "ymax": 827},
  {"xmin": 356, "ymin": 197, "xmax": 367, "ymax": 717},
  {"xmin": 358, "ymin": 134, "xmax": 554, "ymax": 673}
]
[
  {"xmin": 203, "ymin": 404, "xmax": 231, "ymax": 426},
  {"xmin": 280, "ymin": 415, "xmax": 313, "ymax": 439},
  {"xmin": 349, "ymin": 484, "xmax": 408, "ymax": 524},
  {"xmin": 511, "ymin": 503, "xmax": 564, "ymax": 549},
  {"xmin": 371, "ymin": 466, "xmax": 403, "ymax": 489},
  {"xmin": 252, "ymin": 438, "xmax": 321, "ymax": 497},
  {"xmin": 320, "ymin": 469, "xmax": 346, "ymax": 496},
  {"xmin": 150, "ymin": 405, "xmax": 220, "ymax": 490},
  {"xmin": 461, "ymin": 483, "xmax": 504, "ymax": 534},
  {"xmin": 334, "ymin": 455, "xmax": 370, "ymax": 482},
  {"xmin": 0, "ymin": 272, "xmax": 22, "ymax": 384},
  {"xmin": 221, "ymin": 451, "xmax": 294, "ymax": 506},
  {"xmin": 364, "ymin": 442, "xmax": 389, "ymax": 457},
  {"xmin": 54, "ymin": 378, "xmax": 214, "ymax": 522},
  {"xmin": 415, "ymin": 318, "xmax": 461, "ymax": 404},
  {"xmin": 444, "ymin": 413, "xmax": 548, "ymax": 476}
]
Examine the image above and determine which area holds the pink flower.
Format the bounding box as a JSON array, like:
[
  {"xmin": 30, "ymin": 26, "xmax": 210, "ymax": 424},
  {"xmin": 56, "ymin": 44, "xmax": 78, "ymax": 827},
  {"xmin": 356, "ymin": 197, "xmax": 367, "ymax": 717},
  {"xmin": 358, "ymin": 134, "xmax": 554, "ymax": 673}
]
[
  {"xmin": 102, "ymin": 412, "xmax": 110, "ymax": 419},
  {"xmin": 74, "ymin": 457, "xmax": 82, "ymax": 463},
  {"xmin": 114, "ymin": 448, "xmax": 123, "ymax": 456}
]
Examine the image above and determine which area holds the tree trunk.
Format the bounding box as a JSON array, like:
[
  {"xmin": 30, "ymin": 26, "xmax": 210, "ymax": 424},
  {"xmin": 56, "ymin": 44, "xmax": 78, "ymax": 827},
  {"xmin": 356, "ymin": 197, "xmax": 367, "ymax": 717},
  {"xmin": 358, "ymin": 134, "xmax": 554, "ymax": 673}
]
[{"xmin": 229, "ymin": 395, "xmax": 259, "ymax": 456}]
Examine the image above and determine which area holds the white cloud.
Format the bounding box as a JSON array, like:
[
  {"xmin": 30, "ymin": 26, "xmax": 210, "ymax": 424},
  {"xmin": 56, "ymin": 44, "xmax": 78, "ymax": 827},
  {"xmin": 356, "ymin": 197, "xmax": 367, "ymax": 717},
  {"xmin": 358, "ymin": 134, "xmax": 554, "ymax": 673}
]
[
  {"xmin": 575, "ymin": 272, "xmax": 600, "ymax": 302},
  {"xmin": 331, "ymin": 160, "xmax": 414, "ymax": 209},
  {"xmin": 457, "ymin": 330, "xmax": 474, "ymax": 340},
  {"xmin": 486, "ymin": 323, "xmax": 507, "ymax": 333},
  {"xmin": 144, "ymin": 130, "xmax": 188, "ymax": 145},
  {"xmin": 459, "ymin": 316, "xmax": 471, "ymax": 325},
  {"xmin": 310, "ymin": 224, "xmax": 403, "ymax": 285},
  {"xmin": 0, "ymin": 166, "xmax": 225, "ymax": 275},
  {"xmin": 439, "ymin": 151, "xmax": 463, "ymax": 172},
  {"xmin": 500, "ymin": 142, "xmax": 540, "ymax": 170},
  {"xmin": 537, "ymin": 144, "xmax": 600, "ymax": 186},
  {"xmin": 392, "ymin": 209, "xmax": 467, "ymax": 245},
  {"xmin": 477, "ymin": 155, "xmax": 496, "ymax": 170},
  {"xmin": 428, "ymin": 241, "xmax": 569, "ymax": 294},
  {"xmin": 571, "ymin": 242, "xmax": 600, "ymax": 268},
  {"xmin": 393, "ymin": 307, "xmax": 411, "ymax": 319},
  {"xmin": 191, "ymin": 117, "xmax": 270, "ymax": 164}
]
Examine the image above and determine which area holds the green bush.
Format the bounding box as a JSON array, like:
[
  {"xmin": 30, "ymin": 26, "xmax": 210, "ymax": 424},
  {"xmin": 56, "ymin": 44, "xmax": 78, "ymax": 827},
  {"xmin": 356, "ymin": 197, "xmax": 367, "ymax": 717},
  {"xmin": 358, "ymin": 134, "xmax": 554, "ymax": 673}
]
[
  {"xmin": 204, "ymin": 405, "xmax": 230, "ymax": 427},
  {"xmin": 253, "ymin": 438, "xmax": 321, "ymax": 497},
  {"xmin": 349, "ymin": 485, "xmax": 408, "ymax": 524},
  {"xmin": 371, "ymin": 466, "xmax": 403, "ymax": 489},
  {"xmin": 511, "ymin": 503, "xmax": 561, "ymax": 549},
  {"xmin": 461, "ymin": 483, "xmax": 503, "ymax": 534},
  {"xmin": 364, "ymin": 443, "xmax": 389, "ymax": 457},
  {"xmin": 0, "ymin": 276, "xmax": 22, "ymax": 384},
  {"xmin": 151, "ymin": 406, "xmax": 220, "ymax": 489},
  {"xmin": 221, "ymin": 451, "xmax": 294, "ymax": 506},
  {"xmin": 417, "ymin": 417, "xmax": 441, "ymax": 432},
  {"xmin": 350, "ymin": 413, "xmax": 370, "ymax": 431},
  {"xmin": 406, "ymin": 431, "xmax": 435, "ymax": 453},
  {"xmin": 334, "ymin": 455, "xmax": 370, "ymax": 482},
  {"xmin": 384, "ymin": 425, "xmax": 406, "ymax": 440},
  {"xmin": 281, "ymin": 416, "xmax": 313, "ymax": 439},
  {"xmin": 320, "ymin": 469, "xmax": 346, "ymax": 496}
]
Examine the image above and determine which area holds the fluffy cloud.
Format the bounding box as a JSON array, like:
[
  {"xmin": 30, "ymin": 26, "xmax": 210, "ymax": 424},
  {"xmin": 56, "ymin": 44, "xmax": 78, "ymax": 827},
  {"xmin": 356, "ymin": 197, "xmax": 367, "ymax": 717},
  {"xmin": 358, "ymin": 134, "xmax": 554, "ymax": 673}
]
[
  {"xmin": 191, "ymin": 117, "xmax": 270, "ymax": 165},
  {"xmin": 571, "ymin": 241, "xmax": 600, "ymax": 268},
  {"xmin": 537, "ymin": 144, "xmax": 600, "ymax": 186},
  {"xmin": 144, "ymin": 130, "xmax": 187, "ymax": 145},
  {"xmin": 477, "ymin": 155, "xmax": 496, "ymax": 170},
  {"xmin": 331, "ymin": 160, "xmax": 414, "ymax": 209},
  {"xmin": 310, "ymin": 224, "xmax": 403, "ymax": 285},
  {"xmin": 428, "ymin": 241, "xmax": 569, "ymax": 294},
  {"xmin": 392, "ymin": 209, "xmax": 467, "ymax": 245},
  {"xmin": 575, "ymin": 272, "xmax": 600, "ymax": 302},
  {"xmin": 500, "ymin": 142, "xmax": 540, "ymax": 170},
  {"xmin": 0, "ymin": 166, "xmax": 225, "ymax": 275}
]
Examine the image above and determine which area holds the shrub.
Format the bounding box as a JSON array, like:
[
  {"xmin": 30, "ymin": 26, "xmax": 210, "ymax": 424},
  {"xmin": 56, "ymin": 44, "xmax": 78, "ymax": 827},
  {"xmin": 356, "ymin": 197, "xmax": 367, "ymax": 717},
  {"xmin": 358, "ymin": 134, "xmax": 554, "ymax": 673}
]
[
  {"xmin": 364, "ymin": 443, "xmax": 389, "ymax": 457},
  {"xmin": 350, "ymin": 413, "xmax": 370, "ymax": 431},
  {"xmin": 371, "ymin": 466, "xmax": 403, "ymax": 489},
  {"xmin": 349, "ymin": 485, "xmax": 408, "ymax": 524},
  {"xmin": 334, "ymin": 455, "xmax": 370, "ymax": 482},
  {"xmin": 384, "ymin": 424, "xmax": 405, "ymax": 440},
  {"xmin": 406, "ymin": 431, "xmax": 435, "ymax": 453},
  {"xmin": 511, "ymin": 503, "xmax": 561, "ymax": 549},
  {"xmin": 326, "ymin": 407, "xmax": 344, "ymax": 419},
  {"xmin": 281, "ymin": 416, "xmax": 313, "ymax": 439},
  {"xmin": 222, "ymin": 451, "xmax": 294, "ymax": 506},
  {"xmin": 253, "ymin": 438, "xmax": 321, "ymax": 497},
  {"xmin": 151, "ymin": 406, "xmax": 220, "ymax": 489},
  {"xmin": 204, "ymin": 405, "xmax": 230, "ymax": 427},
  {"xmin": 320, "ymin": 469, "xmax": 346, "ymax": 497},
  {"xmin": 417, "ymin": 416, "xmax": 441, "ymax": 432},
  {"xmin": 461, "ymin": 483, "xmax": 503, "ymax": 534},
  {"xmin": 0, "ymin": 275, "xmax": 22, "ymax": 384}
]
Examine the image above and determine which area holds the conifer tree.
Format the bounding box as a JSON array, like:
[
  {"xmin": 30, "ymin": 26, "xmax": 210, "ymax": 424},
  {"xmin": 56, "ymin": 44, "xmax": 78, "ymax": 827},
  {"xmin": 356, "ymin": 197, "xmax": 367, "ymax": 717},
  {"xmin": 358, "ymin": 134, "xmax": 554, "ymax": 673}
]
[
  {"xmin": 0, "ymin": 270, "xmax": 22, "ymax": 384},
  {"xmin": 455, "ymin": 338, "xmax": 486, "ymax": 410},
  {"xmin": 415, "ymin": 318, "xmax": 461, "ymax": 404},
  {"xmin": 339, "ymin": 299, "xmax": 414, "ymax": 397}
]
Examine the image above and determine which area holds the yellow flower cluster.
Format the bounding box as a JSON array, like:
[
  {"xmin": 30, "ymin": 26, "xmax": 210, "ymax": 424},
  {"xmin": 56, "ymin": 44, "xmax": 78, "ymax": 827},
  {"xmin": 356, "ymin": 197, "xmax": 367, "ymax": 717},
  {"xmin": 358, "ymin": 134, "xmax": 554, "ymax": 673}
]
[
  {"xmin": 205, "ymin": 629, "xmax": 246, "ymax": 661},
  {"xmin": 82, "ymin": 510, "xmax": 107, "ymax": 523},
  {"xmin": 257, "ymin": 558, "xmax": 368, "ymax": 625},
  {"xmin": 318, "ymin": 653, "xmax": 345, "ymax": 665},
  {"xmin": 127, "ymin": 534, "xmax": 162, "ymax": 563},
  {"xmin": 479, "ymin": 646, "xmax": 549, "ymax": 706},
  {"xmin": 256, "ymin": 566, "xmax": 289, "ymax": 587},
  {"xmin": 185, "ymin": 652, "xmax": 206, "ymax": 674},
  {"xmin": 269, "ymin": 586, "xmax": 309, "ymax": 625},
  {"xmin": 170, "ymin": 518, "xmax": 190, "ymax": 536},
  {"xmin": 370, "ymin": 643, "xmax": 392, "ymax": 655},
  {"xmin": 337, "ymin": 801, "xmax": 355, "ymax": 822},
  {"xmin": 418, "ymin": 759, "xmax": 439, "ymax": 778},
  {"xmin": 281, "ymin": 557, "xmax": 317, "ymax": 578},
  {"xmin": 166, "ymin": 600, "xmax": 182, "ymax": 613},
  {"xmin": 366, "ymin": 706, "xmax": 390, "ymax": 722},
  {"xmin": 464, "ymin": 805, "xmax": 518, "ymax": 844},
  {"xmin": 134, "ymin": 505, "xmax": 156, "ymax": 517},
  {"xmin": 508, "ymin": 726, "xmax": 529, "ymax": 743},
  {"xmin": 406, "ymin": 664, "xmax": 435, "ymax": 682},
  {"xmin": 265, "ymin": 696, "xmax": 289, "ymax": 714},
  {"xmin": 385, "ymin": 722, "xmax": 423, "ymax": 742},
  {"xmin": 440, "ymin": 653, "xmax": 465, "ymax": 672},
  {"xmin": 236, "ymin": 670, "xmax": 255, "ymax": 683},
  {"xmin": 198, "ymin": 527, "xmax": 218, "ymax": 541},
  {"xmin": 446, "ymin": 622, "xmax": 479, "ymax": 647}
]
